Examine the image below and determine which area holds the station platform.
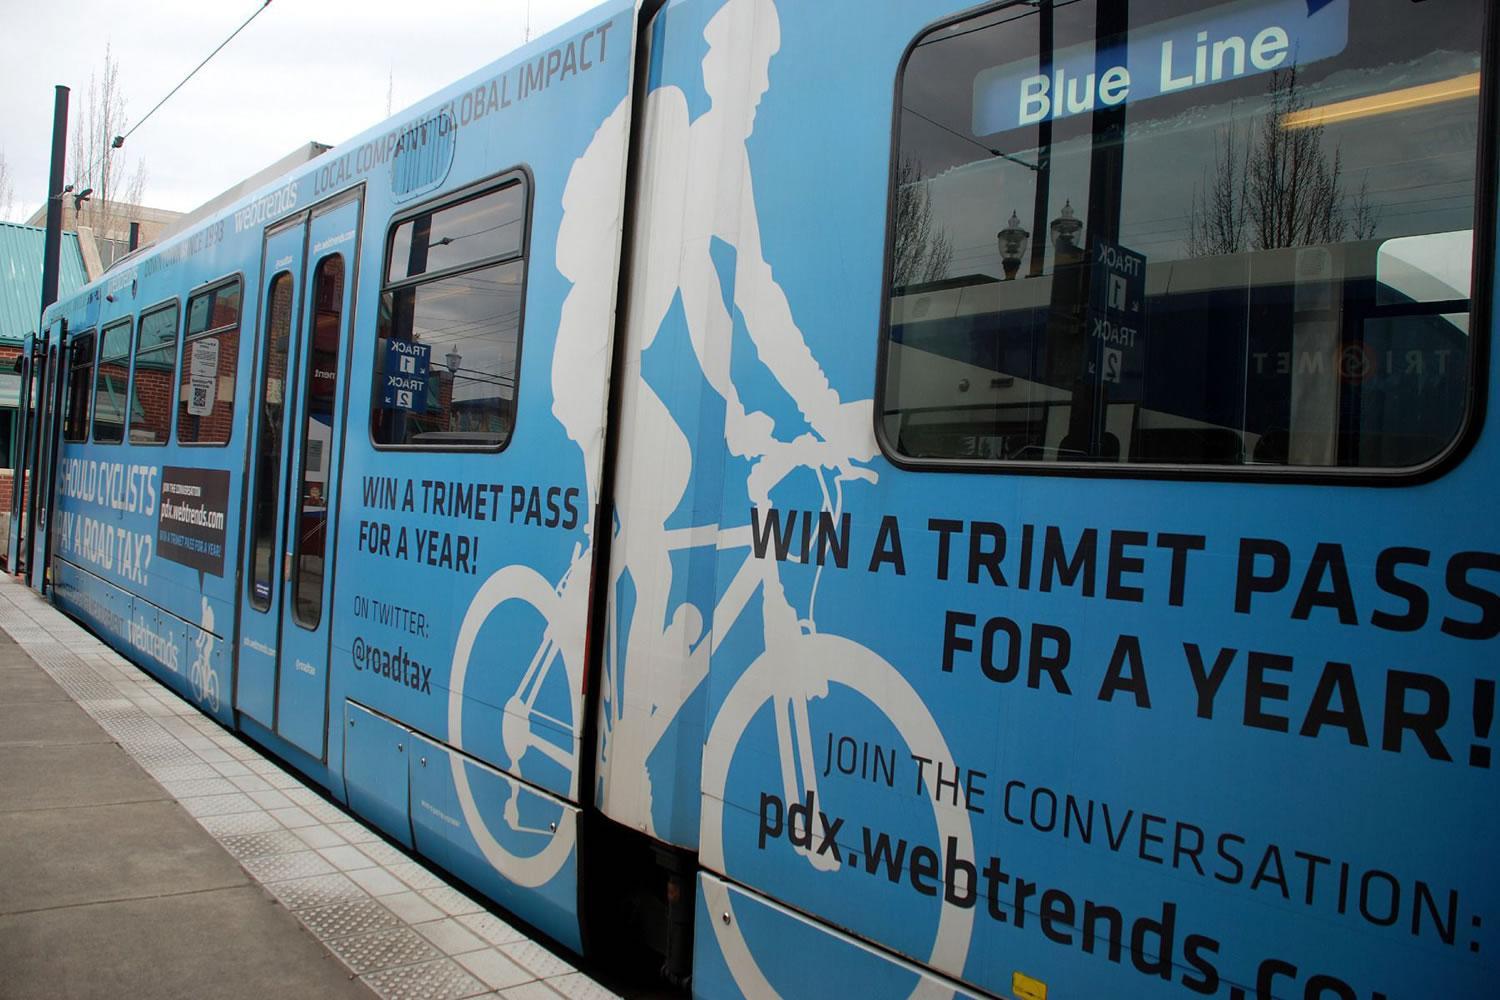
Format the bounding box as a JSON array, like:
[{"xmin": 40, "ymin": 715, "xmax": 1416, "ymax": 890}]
[{"xmin": 0, "ymin": 573, "xmax": 620, "ymax": 1000}]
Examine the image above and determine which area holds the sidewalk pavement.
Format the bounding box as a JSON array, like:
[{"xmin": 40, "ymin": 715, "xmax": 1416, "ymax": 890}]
[{"xmin": 0, "ymin": 574, "xmax": 618, "ymax": 1000}]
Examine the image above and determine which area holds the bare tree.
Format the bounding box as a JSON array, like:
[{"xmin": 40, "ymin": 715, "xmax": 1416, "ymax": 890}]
[
  {"xmin": 891, "ymin": 154, "xmax": 954, "ymax": 288},
  {"xmin": 0, "ymin": 150, "xmax": 14, "ymax": 222},
  {"xmin": 1187, "ymin": 113, "xmax": 1249, "ymax": 256},
  {"xmin": 68, "ymin": 44, "xmax": 148, "ymax": 241},
  {"xmin": 1188, "ymin": 67, "xmax": 1378, "ymax": 255},
  {"xmin": 1350, "ymin": 175, "xmax": 1381, "ymax": 240}
]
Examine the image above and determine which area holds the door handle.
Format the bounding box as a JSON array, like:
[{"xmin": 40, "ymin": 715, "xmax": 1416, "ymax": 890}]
[{"xmin": 284, "ymin": 552, "xmax": 293, "ymax": 582}]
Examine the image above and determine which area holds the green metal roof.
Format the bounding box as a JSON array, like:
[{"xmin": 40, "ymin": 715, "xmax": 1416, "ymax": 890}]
[{"xmin": 0, "ymin": 221, "xmax": 88, "ymax": 345}]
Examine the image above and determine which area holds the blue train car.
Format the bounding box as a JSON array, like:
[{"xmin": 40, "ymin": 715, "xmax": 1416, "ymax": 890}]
[{"xmin": 13, "ymin": 0, "xmax": 1499, "ymax": 996}]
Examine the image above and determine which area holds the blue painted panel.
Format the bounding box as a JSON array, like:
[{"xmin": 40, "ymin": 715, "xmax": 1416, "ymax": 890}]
[
  {"xmin": 638, "ymin": 1, "xmax": 1499, "ymax": 997},
  {"xmin": 343, "ymin": 701, "xmax": 414, "ymax": 848},
  {"xmin": 235, "ymin": 636, "xmax": 277, "ymax": 730},
  {"xmin": 330, "ymin": 0, "xmax": 638, "ymax": 819},
  {"xmin": 51, "ymin": 558, "xmax": 231, "ymax": 724},
  {"xmin": 408, "ymin": 731, "xmax": 581, "ymax": 952}
]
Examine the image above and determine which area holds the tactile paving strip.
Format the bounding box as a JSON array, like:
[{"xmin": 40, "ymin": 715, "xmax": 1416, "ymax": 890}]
[
  {"xmin": 330, "ymin": 927, "xmax": 445, "ymax": 974},
  {"xmin": 300, "ymin": 898, "xmax": 407, "ymax": 940},
  {"xmin": 219, "ymin": 829, "xmax": 311, "ymax": 861},
  {"xmin": 0, "ymin": 575, "xmax": 619, "ymax": 1000},
  {"xmin": 362, "ymin": 958, "xmax": 491, "ymax": 1000}
]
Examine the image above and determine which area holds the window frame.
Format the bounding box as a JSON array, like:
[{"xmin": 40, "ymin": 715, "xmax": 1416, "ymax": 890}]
[
  {"xmin": 176, "ymin": 274, "xmax": 245, "ymax": 447},
  {"xmin": 246, "ymin": 269, "xmax": 297, "ymax": 614},
  {"xmin": 127, "ymin": 297, "xmax": 181, "ymax": 447},
  {"xmin": 873, "ymin": 0, "xmax": 1498, "ymax": 485},
  {"xmin": 91, "ymin": 316, "xmax": 134, "ymax": 445},
  {"xmin": 62, "ymin": 329, "xmax": 97, "ymax": 444},
  {"xmin": 290, "ymin": 252, "xmax": 346, "ymax": 630},
  {"xmin": 369, "ymin": 169, "xmax": 532, "ymax": 453}
]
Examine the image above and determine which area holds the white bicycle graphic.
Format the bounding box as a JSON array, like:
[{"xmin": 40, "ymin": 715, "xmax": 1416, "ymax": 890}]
[
  {"xmin": 446, "ymin": 456, "xmax": 976, "ymax": 992},
  {"xmin": 445, "ymin": 0, "xmax": 973, "ymax": 985},
  {"xmin": 190, "ymin": 596, "xmax": 221, "ymax": 714}
]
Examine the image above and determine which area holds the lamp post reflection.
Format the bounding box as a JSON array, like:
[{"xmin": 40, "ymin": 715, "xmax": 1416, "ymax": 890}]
[{"xmin": 998, "ymin": 211, "xmax": 1030, "ymax": 281}]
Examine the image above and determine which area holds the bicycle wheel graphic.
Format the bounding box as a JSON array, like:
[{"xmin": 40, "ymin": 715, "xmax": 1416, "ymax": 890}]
[
  {"xmin": 200, "ymin": 668, "xmax": 220, "ymax": 714},
  {"xmin": 449, "ymin": 563, "xmax": 583, "ymax": 888},
  {"xmin": 701, "ymin": 632, "xmax": 977, "ymax": 999}
]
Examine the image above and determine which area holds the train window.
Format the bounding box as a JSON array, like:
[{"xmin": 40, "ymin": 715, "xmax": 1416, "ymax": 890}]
[
  {"xmin": 880, "ymin": 0, "xmax": 1484, "ymax": 472},
  {"xmin": 92, "ymin": 319, "xmax": 132, "ymax": 444},
  {"xmin": 177, "ymin": 278, "xmax": 242, "ymax": 445},
  {"xmin": 129, "ymin": 302, "xmax": 178, "ymax": 445},
  {"xmin": 371, "ymin": 178, "xmax": 527, "ymax": 449},
  {"xmin": 291, "ymin": 256, "xmax": 343, "ymax": 629},
  {"xmin": 62, "ymin": 331, "xmax": 95, "ymax": 443},
  {"xmin": 248, "ymin": 272, "xmax": 294, "ymax": 612}
]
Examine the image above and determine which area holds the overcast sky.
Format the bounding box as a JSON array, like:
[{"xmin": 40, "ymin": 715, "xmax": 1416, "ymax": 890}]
[{"xmin": 0, "ymin": 0, "xmax": 605, "ymax": 222}]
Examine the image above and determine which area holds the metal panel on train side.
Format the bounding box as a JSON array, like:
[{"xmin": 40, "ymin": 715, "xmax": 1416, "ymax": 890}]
[
  {"xmin": 47, "ymin": 210, "xmax": 255, "ymax": 726},
  {"xmin": 322, "ymin": 0, "xmax": 636, "ymax": 937},
  {"xmin": 595, "ymin": 0, "xmax": 1500, "ymax": 998}
]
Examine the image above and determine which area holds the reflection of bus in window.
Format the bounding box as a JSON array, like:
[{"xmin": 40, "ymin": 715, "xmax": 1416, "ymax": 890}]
[
  {"xmin": 886, "ymin": 234, "xmax": 1471, "ymax": 466},
  {"xmin": 881, "ymin": 0, "xmax": 1483, "ymax": 475}
]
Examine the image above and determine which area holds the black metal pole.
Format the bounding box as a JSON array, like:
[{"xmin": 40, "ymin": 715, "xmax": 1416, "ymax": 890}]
[
  {"xmin": 1028, "ymin": 0, "xmax": 1053, "ymax": 279},
  {"xmin": 39, "ymin": 85, "xmax": 69, "ymax": 328}
]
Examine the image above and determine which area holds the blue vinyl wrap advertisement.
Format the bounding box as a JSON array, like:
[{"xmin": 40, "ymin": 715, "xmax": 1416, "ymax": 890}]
[{"xmin": 35, "ymin": 0, "xmax": 1499, "ymax": 996}]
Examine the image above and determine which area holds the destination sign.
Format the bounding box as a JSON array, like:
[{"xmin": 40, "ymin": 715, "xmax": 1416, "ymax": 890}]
[{"xmin": 972, "ymin": 0, "xmax": 1349, "ymax": 135}]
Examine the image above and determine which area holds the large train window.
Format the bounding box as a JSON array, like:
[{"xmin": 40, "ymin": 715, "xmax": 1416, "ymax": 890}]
[
  {"xmin": 177, "ymin": 278, "xmax": 242, "ymax": 445},
  {"xmin": 91, "ymin": 318, "xmax": 132, "ymax": 444},
  {"xmin": 371, "ymin": 176, "xmax": 527, "ymax": 449},
  {"xmin": 62, "ymin": 331, "xmax": 95, "ymax": 443},
  {"xmin": 129, "ymin": 302, "xmax": 178, "ymax": 445},
  {"xmin": 291, "ymin": 257, "xmax": 343, "ymax": 629},
  {"xmin": 248, "ymin": 272, "xmax": 293, "ymax": 612},
  {"xmin": 879, "ymin": 0, "xmax": 1485, "ymax": 472}
]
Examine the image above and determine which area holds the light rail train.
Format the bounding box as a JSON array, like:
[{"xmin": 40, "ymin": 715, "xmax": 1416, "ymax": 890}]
[{"xmin": 12, "ymin": 0, "xmax": 1498, "ymax": 996}]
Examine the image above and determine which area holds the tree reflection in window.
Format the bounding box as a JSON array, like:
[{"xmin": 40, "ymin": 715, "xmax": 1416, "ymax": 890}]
[{"xmin": 881, "ymin": 0, "xmax": 1483, "ymax": 470}]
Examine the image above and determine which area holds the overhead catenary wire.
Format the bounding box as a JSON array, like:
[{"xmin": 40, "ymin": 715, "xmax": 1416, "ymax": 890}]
[{"xmin": 112, "ymin": 0, "xmax": 277, "ymax": 151}]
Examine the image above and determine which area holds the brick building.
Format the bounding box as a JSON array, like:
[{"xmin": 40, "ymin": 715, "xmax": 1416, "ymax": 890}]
[{"xmin": 24, "ymin": 199, "xmax": 181, "ymax": 276}]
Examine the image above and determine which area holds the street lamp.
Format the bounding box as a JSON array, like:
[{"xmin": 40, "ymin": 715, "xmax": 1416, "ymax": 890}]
[
  {"xmin": 445, "ymin": 348, "xmax": 462, "ymax": 376},
  {"xmin": 997, "ymin": 210, "xmax": 1029, "ymax": 280},
  {"xmin": 1049, "ymin": 199, "xmax": 1083, "ymax": 256}
]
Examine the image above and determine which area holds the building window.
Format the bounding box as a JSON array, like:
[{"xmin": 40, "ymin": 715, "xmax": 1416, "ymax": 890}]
[{"xmin": 97, "ymin": 238, "xmax": 132, "ymax": 270}]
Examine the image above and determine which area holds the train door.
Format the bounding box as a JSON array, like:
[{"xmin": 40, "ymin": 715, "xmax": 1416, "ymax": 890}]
[
  {"xmin": 238, "ymin": 216, "xmax": 308, "ymax": 730},
  {"xmin": 27, "ymin": 321, "xmax": 65, "ymax": 593},
  {"xmin": 7, "ymin": 335, "xmax": 35, "ymax": 575},
  {"xmin": 237, "ymin": 193, "xmax": 362, "ymax": 759}
]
